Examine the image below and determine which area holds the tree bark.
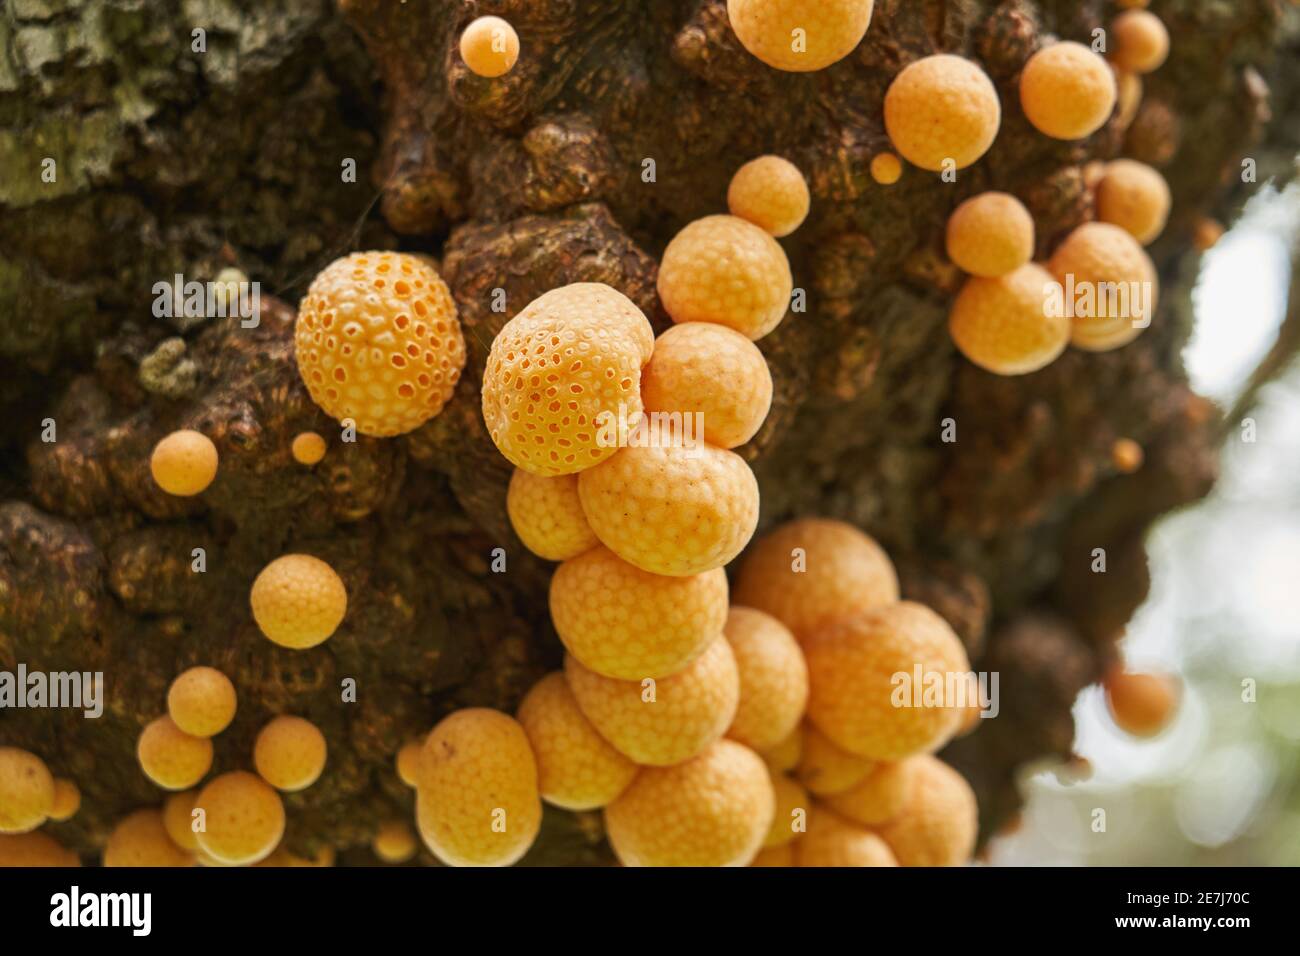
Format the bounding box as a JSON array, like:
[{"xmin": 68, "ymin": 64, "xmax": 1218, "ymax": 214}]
[{"xmin": 1, "ymin": 0, "xmax": 1297, "ymax": 865}]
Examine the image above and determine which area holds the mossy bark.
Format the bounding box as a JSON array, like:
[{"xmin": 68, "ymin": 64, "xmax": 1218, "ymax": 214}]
[{"xmin": 1, "ymin": 0, "xmax": 1297, "ymax": 865}]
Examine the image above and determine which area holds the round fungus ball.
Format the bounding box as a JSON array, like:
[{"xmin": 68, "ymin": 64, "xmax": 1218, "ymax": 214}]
[
  {"xmin": 796, "ymin": 722, "xmax": 876, "ymax": 796},
  {"xmin": 516, "ymin": 672, "xmax": 639, "ymax": 811},
  {"xmin": 578, "ymin": 441, "xmax": 760, "ymax": 577},
  {"xmin": 733, "ymin": 517, "xmax": 899, "ymax": 640},
  {"xmin": 823, "ymin": 758, "xmax": 914, "ymax": 826},
  {"xmin": 291, "ymin": 431, "xmax": 327, "ymax": 465},
  {"xmin": 295, "ymin": 251, "xmax": 467, "ymax": 437},
  {"xmin": 1047, "ymin": 222, "xmax": 1158, "ymax": 351},
  {"xmin": 150, "ymin": 429, "xmax": 218, "ymax": 497},
  {"xmin": 194, "ymin": 771, "xmax": 286, "ymax": 866},
  {"xmin": 1096, "ymin": 159, "xmax": 1171, "ymax": 245},
  {"xmin": 396, "ymin": 739, "xmax": 424, "ymax": 788},
  {"xmin": 877, "ymin": 756, "xmax": 978, "ymax": 866},
  {"xmin": 250, "ymin": 553, "xmax": 348, "ymax": 650},
  {"xmin": 657, "ymin": 215, "xmax": 793, "ymax": 341},
  {"xmin": 1104, "ymin": 667, "xmax": 1180, "ymax": 737},
  {"xmin": 416, "ymin": 708, "xmax": 541, "ymax": 867},
  {"xmin": 481, "ymin": 283, "xmax": 653, "ymax": 477},
  {"xmin": 640, "ymin": 322, "xmax": 773, "ymax": 450},
  {"xmin": 162, "ymin": 790, "xmax": 201, "ymax": 851},
  {"xmin": 103, "ymin": 809, "xmax": 193, "ymax": 867},
  {"xmin": 604, "ymin": 739, "xmax": 774, "ymax": 867},
  {"xmin": 564, "ymin": 635, "xmax": 740, "ymax": 767},
  {"xmin": 549, "ymin": 545, "xmax": 728, "ymax": 680},
  {"xmin": 946, "ymin": 192, "xmax": 1035, "ymax": 278},
  {"xmin": 49, "ymin": 779, "xmax": 80, "ymax": 822},
  {"xmin": 1112, "ymin": 437, "xmax": 1145, "ymax": 474},
  {"xmin": 1110, "ymin": 10, "xmax": 1170, "ymax": 75},
  {"xmin": 762, "ymin": 724, "xmax": 803, "ymax": 773},
  {"xmin": 803, "ymin": 601, "xmax": 971, "ymax": 760},
  {"xmin": 459, "ymin": 15, "xmax": 520, "ymax": 78},
  {"xmin": 948, "ymin": 263, "xmax": 1070, "ymax": 375},
  {"xmin": 506, "ymin": 469, "xmax": 599, "ymax": 562},
  {"xmin": 727, "ymin": 155, "xmax": 811, "ymax": 237},
  {"xmin": 726, "ymin": 0, "xmax": 874, "ymax": 73},
  {"xmin": 254, "ymin": 715, "xmax": 327, "ymax": 792},
  {"xmin": 0, "ymin": 747, "xmax": 54, "ymax": 833},
  {"xmin": 373, "ymin": 820, "xmax": 418, "ymax": 863},
  {"xmin": 137, "ymin": 716, "xmax": 213, "ymax": 791},
  {"xmin": 1019, "ymin": 41, "xmax": 1118, "ymax": 141},
  {"xmin": 870, "ymin": 152, "xmax": 903, "ymax": 185},
  {"xmin": 795, "ymin": 808, "xmax": 899, "ymax": 867},
  {"xmin": 724, "ymin": 607, "xmax": 809, "ymax": 751},
  {"xmin": 167, "ymin": 666, "xmax": 237, "ymax": 737},
  {"xmin": 884, "ymin": 55, "xmax": 1001, "ymax": 171},
  {"xmin": 0, "ymin": 831, "xmax": 80, "ymax": 867}
]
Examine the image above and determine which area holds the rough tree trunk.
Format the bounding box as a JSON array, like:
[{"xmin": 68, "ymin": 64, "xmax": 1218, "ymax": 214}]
[{"xmin": 1, "ymin": 0, "xmax": 1297, "ymax": 865}]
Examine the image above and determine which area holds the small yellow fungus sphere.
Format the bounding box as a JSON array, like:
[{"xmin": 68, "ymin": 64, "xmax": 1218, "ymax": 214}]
[
  {"xmin": 507, "ymin": 469, "xmax": 599, "ymax": 562},
  {"xmin": 763, "ymin": 772, "xmax": 809, "ymax": 848},
  {"xmin": 877, "ymin": 756, "xmax": 977, "ymax": 866},
  {"xmin": 749, "ymin": 843, "xmax": 795, "ymax": 867},
  {"xmin": 295, "ymin": 251, "xmax": 467, "ymax": 437},
  {"xmin": 726, "ymin": 0, "xmax": 874, "ymax": 73},
  {"xmin": 1110, "ymin": 10, "xmax": 1170, "ymax": 75},
  {"xmin": 870, "ymin": 152, "xmax": 903, "ymax": 185},
  {"xmin": 796, "ymin": 722, "xmax": 876, "ymax": 795},
  {"xmin": 0, "ymin": 831, "xmax": 80, "ymax": 866},
  {"xmin": 162, "ymin": 790, "xmax": 200, "ymax": 851},
  {"xmin": 640, "ymin": 322, "xmax": 774, "ymax": 449},
  {"xmin": 564, "ymin": 635, "xmax": 740, "ymax": 767},
  {"xmin": 795, "ymin": 808, "xmax": 898, "ymax": 867},
  {"xmin": 396, "ymin": 739, "xmax": 425, "ymax": 788},
  {"xmin": 1096, "ymin": 158, "xmax": 1171, "ymax": 245},
  {"xmin": 762, "ymin": 725, "xmax": 803, "ymax": 773},
  {"xmin": 804, "ymin": 601, "xmax": 971, "ymax": 760},
  {"xmin": 415, "ymin": 708, "xmax": 541, "ymax": 867},
  {"xmin": 195, "ymin": 771, "xmax": 286, "ymax": 866},
  {"xmin": 482, "ymin": 283, "xmax": 653, "ymax": 477},
  {"xmin": 1103, "ymin": 667, "xmax": 1180, "ymax": 737},
  {"xmin": 373, "ymin": 819, "xmax": 418, "ymax": 863},
  {"xmin": 254, "ymin": 715, "xmax": 328, "ymax": 791},
  {"xmin": 459, "ymin": 15, "xmax": 520, "ymax": 78},
  {"xmin": 1111, "ymin": 437, "xmax": 1145, "ymax": 473},
  {"xmin": 249, "ymin": 553, "xmax": 348, "ymax": 649},
  {"xmin": 1018, "ymin": 41, "xmax": 1117, "ymax": 141},
  {"xmin": 516, "ymin": 672, "xmax": 639, "ymax": 810},
  {"xmin": 549, "ymin": 546, "xmax": 728, "ymax": 680},
  {"xmin": 150, "ymin": 429, "xmax": 218, "ymax": 497},
  {"xmin": 137, "ymin": 716, "xmax": 213, "ymax": 791},
  {"xmin": 291, "ymin": 431, "xmax": 327, "ymax": 465},
  {"xmin": 49, "ymin": 779, "xmax": 80, "ymax": 822},
  {"xmin": 657, "ymin": 215, "xmax": 793, "ymax": 341},
  {"xmin": 167, "ymin": 665, "xmax": 237, "ymax": 737},
  {"xmin": 103, "ymin": 809, "xmax": 193, "ymax": 867},
  {"xmin": 945, "ymin": 192, "xmax": 1035, "ymax": 278},
  {"xmin": 733, "ymin": 517, "xmax": 899, "ymax": 640},
  {"xmin": 884, "ymin": 55, "xmax": 1001, "ymax": 171},
  {"xmin": 0, "ymin": 747, "xmax": 54, "ymax": 833},
  {"xmin": 948, "ymin": 263, "xmax": 1070, "ymax": 375},
  {"xmin": 823, "ymin": 758, "xmax": 913, "ymax": 826},
  {"xmin": 1047, "ymin": 222, "xmax": 1158, "ymax": 351},
  {"xmin": 724, "ymin": 607, "xmax": 808, "ymax": 751},
  {"xmin": 727, "ymin": 155, "xmax": 811, "ymax": 237},
  {"xmin": 578, "ymin": 440, "xmax": 759, "ymax": 577},
  {"xmin": 1193, "ymin": 217, "xmax": 1225, "ymax": 252},
  {"xmin": 604, "ymin": 739, "xmax": 774, "ymax": 867},
  {"xmin": 1116, "ymin": 69, "xmax": 1143, "ymax": 129}
]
